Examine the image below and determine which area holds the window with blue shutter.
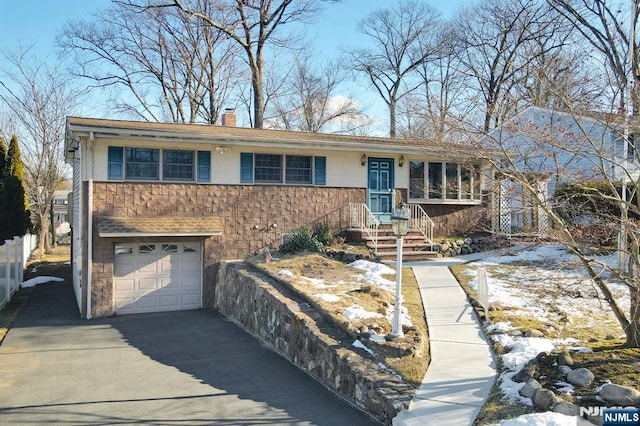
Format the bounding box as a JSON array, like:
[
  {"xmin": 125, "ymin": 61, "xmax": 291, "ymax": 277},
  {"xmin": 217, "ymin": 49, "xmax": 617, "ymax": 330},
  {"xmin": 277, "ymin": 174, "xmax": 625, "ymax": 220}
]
[
  {"xmin": 240, "ymin": 153, "xmax": 254, "ymax": 183},
  {"xmin": 197, "ymin": 151, "xmax": 211, "ymax": 182},
  {"xmin": 314, "ymin": 156, "xmax": 326, "ymax": 185},
  {"xmin": 108, "ymin": 146, "xmax": 124, "ymax": 180}
]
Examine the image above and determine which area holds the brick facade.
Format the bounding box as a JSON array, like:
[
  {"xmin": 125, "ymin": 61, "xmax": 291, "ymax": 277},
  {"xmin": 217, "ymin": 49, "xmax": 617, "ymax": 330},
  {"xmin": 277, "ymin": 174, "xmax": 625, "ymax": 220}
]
[{"xmin": 87, "ymin": 181, "xmax": 366, "ymax": 317}]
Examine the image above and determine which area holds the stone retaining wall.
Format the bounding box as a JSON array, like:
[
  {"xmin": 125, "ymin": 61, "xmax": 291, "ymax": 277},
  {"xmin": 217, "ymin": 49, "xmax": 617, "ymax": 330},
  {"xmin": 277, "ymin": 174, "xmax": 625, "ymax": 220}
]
[{"xmin": 215, "ymin": 261, "xmax": 414, "ymax": 425}]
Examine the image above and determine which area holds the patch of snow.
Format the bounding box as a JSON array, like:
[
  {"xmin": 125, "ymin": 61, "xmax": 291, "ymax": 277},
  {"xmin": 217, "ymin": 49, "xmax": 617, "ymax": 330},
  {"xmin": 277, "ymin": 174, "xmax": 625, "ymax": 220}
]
[
  {"xmin": 349, "ymin": 259, "xmax": 396, "ymax": 276},
  {"xmin": 487, "ymin": 321, "xmax": 518, "ymax": 334},
  {"xmin": 303, "ymin": 277, "xmax": 327, "ymax": 288},
  {"xmin": 278, "ymin": 269, "xmax": 293, "ymax": 277},
  {"xmin": 369, "ymin": 333, "xmax": 386, "ymax": 342},
  {"xmin": 554, "ymin": 381, "xmax": 574, "ymax": 395},
  {"xmin": 377, "ymin": 362, "xmax": 401, "ymax": 378},
  {"xmin": 501, "ymin": 337, "xmax": 556, "ymax": 371},
  {"xmin": 22, "ymin": 276, "xmax": 64, "ymax": 288},
  {"xmin": 343, "ymin": 304, "xmax": 382, "ymax": 320},
  {"xmin": 313, "ymin": 293, "xmax": 340, "ymax": 303},
  {"xmin": 352, "ymin": 339, "xmax": 375, "ymax": 356}
]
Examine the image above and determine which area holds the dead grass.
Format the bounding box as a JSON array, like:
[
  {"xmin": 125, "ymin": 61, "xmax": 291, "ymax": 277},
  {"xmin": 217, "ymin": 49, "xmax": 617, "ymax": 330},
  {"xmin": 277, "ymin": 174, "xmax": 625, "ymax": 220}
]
[
  {"xmin": 252, "ymin": 251, "xmax": 430, "ymax": 387},
  {"xmin": 450, "ymin": 260, "xmax": 640, "ymax": 424}
]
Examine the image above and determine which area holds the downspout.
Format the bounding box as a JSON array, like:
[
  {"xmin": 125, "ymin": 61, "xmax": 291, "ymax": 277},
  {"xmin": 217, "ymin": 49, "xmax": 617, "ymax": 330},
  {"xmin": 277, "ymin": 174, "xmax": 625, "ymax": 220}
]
[
  {"xmin": 87, "ymin": 179, "xmax": 93, "ymax": 319},
  {"xmin": 86, "ymin": 132, "xmax": 94, "ymax": 319}
]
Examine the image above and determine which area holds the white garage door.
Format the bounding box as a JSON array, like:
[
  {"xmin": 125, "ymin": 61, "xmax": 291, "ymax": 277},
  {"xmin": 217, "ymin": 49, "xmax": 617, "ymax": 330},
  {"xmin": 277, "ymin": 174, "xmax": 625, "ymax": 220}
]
[{"xmin": 113, "ymin": 242, "xmax": 202, "ymax": 315}]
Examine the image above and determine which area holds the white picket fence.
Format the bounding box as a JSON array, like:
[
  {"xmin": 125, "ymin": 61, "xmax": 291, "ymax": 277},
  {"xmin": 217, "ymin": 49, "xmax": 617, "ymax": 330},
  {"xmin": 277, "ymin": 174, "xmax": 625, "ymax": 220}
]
[{"xmin": 0, "ymin": 234, "xmax": 38, "ymax": 310}]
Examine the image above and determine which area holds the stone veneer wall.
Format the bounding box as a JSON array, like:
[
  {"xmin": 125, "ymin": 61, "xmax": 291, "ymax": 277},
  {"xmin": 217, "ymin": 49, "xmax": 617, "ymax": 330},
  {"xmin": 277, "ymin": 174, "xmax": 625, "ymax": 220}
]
[
  {"xmin": 89, "ymin": 182, "xmax": 365, "ymax": 317},
  {"xmin": 215, "ymin": 261, "xmax": 414, "ymax": 425}
]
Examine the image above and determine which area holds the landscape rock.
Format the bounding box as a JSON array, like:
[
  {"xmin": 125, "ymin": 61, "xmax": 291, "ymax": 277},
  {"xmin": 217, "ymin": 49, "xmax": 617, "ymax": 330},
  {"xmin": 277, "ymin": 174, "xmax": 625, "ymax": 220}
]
[
  {"xmin": 534, "ymin": 389, "xmax": 559, "ymax": 410},
  {"xmin": 520, "ymin": 379, "xmax": 542, "ymax": 399},
  {"xmin": 525, "ymin": 329, "xmax": 544, "ymax": 338},
  {"xmin": 558, "ymin": 365, "xmax": 573, "ymax": 376},
  {"xmin": 567, "ymin": 368, "xmax": 594, "ymax": 387},
  {"xmin": 558, "ymin": 351, "xmax": 574, "ymax": 367},
  {"xmin": 599, "ymin": 384, "xmax": 640, "ymax": 406},
  {"xmin": 554, "ymin": 402, "xmax": 579, "ymax": 416},
  {"xmin": 514, "ymin": 364, "xmax": 537, "ymax": 383}
]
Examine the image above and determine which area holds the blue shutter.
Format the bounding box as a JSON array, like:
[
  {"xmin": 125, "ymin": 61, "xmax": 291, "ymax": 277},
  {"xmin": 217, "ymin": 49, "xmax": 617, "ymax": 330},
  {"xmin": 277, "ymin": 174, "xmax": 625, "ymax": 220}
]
[
  {"xmin": 240, "ymin": 153, "xmax": 254, "ymax": 183},
  {"xmin": 314, "ymin": 156, "xmax": 326, "ymax": 185},
  {"xmin": 197, "ymin": 151, "xmax": 211, "ymax": 182},
  {"xmin": 108, "ymin": 146, "xmax": 123, "ymax": 180}
]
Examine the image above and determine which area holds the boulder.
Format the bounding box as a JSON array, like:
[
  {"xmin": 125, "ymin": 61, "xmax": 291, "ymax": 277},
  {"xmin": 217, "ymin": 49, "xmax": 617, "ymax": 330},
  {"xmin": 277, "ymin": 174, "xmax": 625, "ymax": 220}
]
[
  {"xmin": 520, "ymin": 379, "xmax": 542, "ymax": 399},
  {"xmin": 599, "ymin": 383, "xmax": 640, "ymax": 406},
  {"xmin": 567, "ymin": 368, "xmax": 594, "ymax": 387},
  {"xmin": 514, "ymin": 364, "xmax": 537, "ymax": 383},
  {"xmin": 534, "ymin": 389, "xmax": 559, "ymax": 410},
  {"xmin": 558, "ymin": 365, "xmax": 573, "ymax": 376},
  {"xmin": 554, "ymin": 402, "xmax": 579, "ymax": 416}
]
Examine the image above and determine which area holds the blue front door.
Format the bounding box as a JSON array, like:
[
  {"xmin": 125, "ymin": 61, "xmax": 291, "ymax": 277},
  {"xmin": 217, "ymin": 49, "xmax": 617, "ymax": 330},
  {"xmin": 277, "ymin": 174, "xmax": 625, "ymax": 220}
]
[{"xmin": 368, "ymin": 158, "xmax": 394, "ymax": 222}]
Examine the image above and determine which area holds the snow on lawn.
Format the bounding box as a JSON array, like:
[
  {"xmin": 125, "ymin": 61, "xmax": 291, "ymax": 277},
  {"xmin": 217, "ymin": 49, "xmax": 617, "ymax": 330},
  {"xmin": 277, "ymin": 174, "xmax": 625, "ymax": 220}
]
[
  {"xmin": 313, "ymin": 293, "xmax": 341, "ymax": 303},
  {"xmin": 342, "ymin": 304, "xmax": 382, "ymax": 320},
  {"xmin": 22, "ymin": 276, "xmax": 64, "ymax": 288},
  {"xmin": 467, "ymin": 244, "xmax": 630, "ymax": 424},
  {"xmin": 465, "ymin": 244, "xmax": 629, "ymax": 331},
  {"xmin": 349, "ymin": 259, "xmax": 396, "ymax": 292},
  {"xmin": 349, "ymin": 259, "xmax": 414, "ymax": 327}
]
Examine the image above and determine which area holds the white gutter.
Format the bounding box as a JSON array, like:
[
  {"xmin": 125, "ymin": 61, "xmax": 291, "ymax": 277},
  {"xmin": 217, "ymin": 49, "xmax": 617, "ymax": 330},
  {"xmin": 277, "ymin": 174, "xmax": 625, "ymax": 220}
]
[
  {"xmin": 86, "ymin": 133, "xmax": 94, "ymax": 319},
  {"xmin": 86, "ymin": 179, "xmax": 93, "ymax": 319}
]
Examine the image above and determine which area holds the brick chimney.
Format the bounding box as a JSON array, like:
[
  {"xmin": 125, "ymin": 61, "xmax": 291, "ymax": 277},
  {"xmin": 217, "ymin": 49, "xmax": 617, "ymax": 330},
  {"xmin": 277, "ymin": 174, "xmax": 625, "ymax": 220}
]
[{"xmin": 221, "ymin": 108, "xmax": 236, "ymax": 127}]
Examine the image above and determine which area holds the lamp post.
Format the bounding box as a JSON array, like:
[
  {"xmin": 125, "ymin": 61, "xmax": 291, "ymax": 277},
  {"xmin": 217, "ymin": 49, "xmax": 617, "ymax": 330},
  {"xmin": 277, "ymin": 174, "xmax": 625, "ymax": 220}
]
[{"xmin": 390, "ymin": 203, "xmax": 410, "ymax": 338}]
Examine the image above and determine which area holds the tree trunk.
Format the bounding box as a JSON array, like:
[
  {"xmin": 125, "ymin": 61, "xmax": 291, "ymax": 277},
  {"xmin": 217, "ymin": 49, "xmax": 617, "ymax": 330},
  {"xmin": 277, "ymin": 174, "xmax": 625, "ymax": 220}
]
[
  {"xmin": 389, "ymin": 98, "xmax": 397, "ymax": 138},
  {"xmin": 628, "ymin": 286, "xmax": 640, "ymax": 347}
]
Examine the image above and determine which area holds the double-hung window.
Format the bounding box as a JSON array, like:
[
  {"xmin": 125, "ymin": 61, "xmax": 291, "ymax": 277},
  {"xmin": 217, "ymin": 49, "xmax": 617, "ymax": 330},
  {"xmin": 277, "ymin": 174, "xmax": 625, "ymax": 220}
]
[
  {"xmin": 108, "ymin": 146, "xmax": 211, "ymax": 182},
  {"xmin": 254, "ymin": 154, "xmax": 283, "ymax": 183},
  {"xmin": 241, "ymin": 153, "xmax": 326, "ymax": 185},
  {"xmin": 163, "ymin": 150, "xmax": 194, "ymax": 181},
  {"xmin": 285, "ymin": 155, "xmax": 312, "ymax": 184},
  {"xmin": 126, "ymin": 148, "xmax": 159, "ymax": 180}
]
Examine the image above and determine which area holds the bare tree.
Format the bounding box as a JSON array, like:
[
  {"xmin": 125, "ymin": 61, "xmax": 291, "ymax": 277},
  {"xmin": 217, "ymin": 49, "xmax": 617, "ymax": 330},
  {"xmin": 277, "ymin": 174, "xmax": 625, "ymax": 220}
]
[
  {"xmin": 454, "ymin": 0, "xmax": 567, "ymax": 133},
  {"xmin": 266, "ymin": 55, "xmax": 364, "ymax": 133},
  {"xmin": 518, "ymin": 42, "xmax": 605, "ymax": 111},
  {"xmin": 347, "ymin": 0, "xmax": 441, "ymax": 138},
  {"xmin": 399, "ymin": 23, "xmax": 472, "ymax": 143},
  {"xmin": 478, "ymin": 104, "xmax": 640, "ymax": 347},
  {"xmin": 58, "ymin": 0, "xmax": 241, "ymax": 124},
  {"xmin": 0, "ymin": 48, "xmax": 77, "ymax": 256},
  {"xmin": 549, "ymin": 0, "xmax": 640, "ymax": 113},
  {"xmin": 136, "ymin": 0, "xmax": 334, "ymax": 129}
]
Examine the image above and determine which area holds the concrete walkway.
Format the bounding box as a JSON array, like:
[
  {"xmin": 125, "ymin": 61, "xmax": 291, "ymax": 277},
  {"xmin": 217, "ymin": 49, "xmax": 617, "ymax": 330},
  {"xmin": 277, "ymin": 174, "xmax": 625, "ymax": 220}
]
[{"xmin": 394, "ymin": 254, "xmax": 497, "ymax": 426}]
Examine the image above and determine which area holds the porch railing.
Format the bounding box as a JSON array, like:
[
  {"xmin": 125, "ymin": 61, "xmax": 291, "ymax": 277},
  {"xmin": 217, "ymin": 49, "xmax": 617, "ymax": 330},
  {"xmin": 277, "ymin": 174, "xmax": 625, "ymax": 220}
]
[
  {"xmin": 408, "ymin": 203, "xmax": 434, "ymax": 245},
  {"xmin": 347, "ymin": 202, "xmax": 379, "ymax": 254}
]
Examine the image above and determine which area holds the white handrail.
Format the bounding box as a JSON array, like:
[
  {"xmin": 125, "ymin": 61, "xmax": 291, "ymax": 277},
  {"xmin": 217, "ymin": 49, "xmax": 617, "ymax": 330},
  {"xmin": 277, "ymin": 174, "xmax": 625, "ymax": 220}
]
[
  {"xmin": 348, "ymin": 203, "xmax": 379, "ymax": 254},
  {"xmin": 408, "ymin": 203, "xmax": 434, "ymax": 245}
]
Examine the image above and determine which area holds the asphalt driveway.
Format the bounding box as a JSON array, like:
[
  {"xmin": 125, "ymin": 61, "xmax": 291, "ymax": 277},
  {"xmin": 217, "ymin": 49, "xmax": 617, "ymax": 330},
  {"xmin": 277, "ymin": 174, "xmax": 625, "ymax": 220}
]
[{"xmin": 0, "ymin": 277, "xmax": 378, "ymax": 425}]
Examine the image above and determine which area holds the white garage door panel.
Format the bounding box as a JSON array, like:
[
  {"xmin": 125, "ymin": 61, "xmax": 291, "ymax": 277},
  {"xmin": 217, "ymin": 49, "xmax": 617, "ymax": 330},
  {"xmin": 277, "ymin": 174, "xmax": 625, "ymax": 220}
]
[{"xmin": 114, "ymin": 242, "xmax": 202, "ymax": 315}]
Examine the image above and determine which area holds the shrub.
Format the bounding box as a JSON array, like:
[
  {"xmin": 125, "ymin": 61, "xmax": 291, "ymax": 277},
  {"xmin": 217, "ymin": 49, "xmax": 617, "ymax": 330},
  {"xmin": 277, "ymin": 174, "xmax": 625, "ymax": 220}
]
[
  {"xmin": 280, "ymin": 225, "xmax": 324, "ymax": 254},
  {"xmin": 312, "ymin": 222, "xmax": 334, "ymax": 246}
]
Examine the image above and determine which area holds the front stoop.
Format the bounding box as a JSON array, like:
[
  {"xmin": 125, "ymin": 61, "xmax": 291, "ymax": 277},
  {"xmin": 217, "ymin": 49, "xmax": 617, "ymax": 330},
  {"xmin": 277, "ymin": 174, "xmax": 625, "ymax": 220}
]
[{"xmin": 364, "ymin": 225, "xmax": 438, "ymax": 261}]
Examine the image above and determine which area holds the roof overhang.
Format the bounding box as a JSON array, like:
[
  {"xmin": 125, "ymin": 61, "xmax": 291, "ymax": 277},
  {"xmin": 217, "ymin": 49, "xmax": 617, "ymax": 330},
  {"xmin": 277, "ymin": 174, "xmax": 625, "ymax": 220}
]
[
  {"xmin": 98, "ymin": 216, "xmax": 223, "ymax": 238},
  {"xmin": 65, "ymin": 116, "xmax": 479, "ymax": 159}
]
